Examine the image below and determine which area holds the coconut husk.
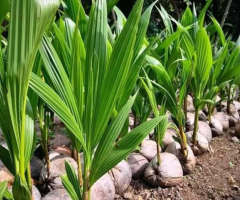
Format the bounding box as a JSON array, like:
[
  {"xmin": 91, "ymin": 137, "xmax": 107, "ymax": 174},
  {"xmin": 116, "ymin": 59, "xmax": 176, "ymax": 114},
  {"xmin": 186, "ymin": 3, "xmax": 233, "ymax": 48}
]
[
  {"xmin": 42, "ymin": 189, "xmax": 71, "ymax": 200},
  {"xmin": 127, "ymin": 153, "xmax": 149, "ymax": 179},
  {"xmin": 213, "ymin": 112, "xmax": 229, "ymax": 130},
  {"xmin": 140, "ymin": 139, "xmax": 161, "ymax": 161},
  {"xmin": 109, "ymin": 160, "xmax": 132, "ymax": 194},
  {"xmin": 39, "ymin": 155, "xmax": 78, "ymax": 190},
  {"xmin": 165, "ymin": 141, "xmax": 196, "ymax": 174},
  {"xmin": 91, "ymin": 173, "xmax": 115, "ymax": 200},
  {"xmin": 162, "ymin": 128, "xmax": 177, "ymax": 150},
  {"xmin": 144, "ymin": 153, "xmax": 183, "ymax": 187},
  {"xmin": 210, "ymin": 117, "xmax": 223, "ymax": 137},
  {"xmin": 185, "ymin": 131, "xmax": 209, "ymax": 156},
  {"xmin": 198, "ymin": 121, "xmax": 212, "ymax": 142},
  {"xmin": 31, "ymin": 156, "xmax": 44, "ymax": 180}
]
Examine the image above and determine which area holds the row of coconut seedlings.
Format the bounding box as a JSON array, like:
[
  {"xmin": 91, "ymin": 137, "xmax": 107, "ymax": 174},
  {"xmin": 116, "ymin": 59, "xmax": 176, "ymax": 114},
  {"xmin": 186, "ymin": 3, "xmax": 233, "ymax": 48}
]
[
  {"xmin": 2, "ymin": 93, "xmax": 239, "ymax": 200},
  {"xmin": 128, "ymin": 94, "xmax": 240, "ymax": 189}
]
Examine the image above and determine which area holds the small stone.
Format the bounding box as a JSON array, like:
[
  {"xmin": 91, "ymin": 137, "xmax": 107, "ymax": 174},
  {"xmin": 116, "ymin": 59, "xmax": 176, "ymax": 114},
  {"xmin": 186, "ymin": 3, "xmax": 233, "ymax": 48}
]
[
  {"xmin": 123, "ymin": 193, "xmax": 133, "ymax": 199},
  {"xmin": 231, "ymin": 137, "xmax": 239, "ymax": 143}
]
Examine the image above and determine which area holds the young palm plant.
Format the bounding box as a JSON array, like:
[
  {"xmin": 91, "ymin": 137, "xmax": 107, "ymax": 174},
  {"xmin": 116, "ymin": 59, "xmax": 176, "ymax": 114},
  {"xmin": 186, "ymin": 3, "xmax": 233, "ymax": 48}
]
[
  {"xmin": 142, "ymin": 59, "xmax": 192, "ymax": 162},
  {"xmin": 0, "ymin": 0, "xmax": 59, "ymax": 199},
  {"xmin": 29, "ymin": 0, "xmax": 167, "ymax": 199}
]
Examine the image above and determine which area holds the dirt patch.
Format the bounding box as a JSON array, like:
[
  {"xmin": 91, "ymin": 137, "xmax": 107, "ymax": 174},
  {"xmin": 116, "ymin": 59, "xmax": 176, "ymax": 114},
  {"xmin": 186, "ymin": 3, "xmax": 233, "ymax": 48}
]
[{"xmin": 115, "ymin": 129, "xmax": 240, "ymax": 200}]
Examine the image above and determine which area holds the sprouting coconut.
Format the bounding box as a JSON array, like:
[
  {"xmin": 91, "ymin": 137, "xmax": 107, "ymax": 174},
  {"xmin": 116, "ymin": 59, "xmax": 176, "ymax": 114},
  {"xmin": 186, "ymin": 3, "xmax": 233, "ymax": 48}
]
[
  {"xmin": 197, "ymin": 121, "xmax": 212, "ymax": 142},
  {"xmin": 144, "ymin": 153, "xmax": 183, "ymax": 187},
  {"xmin": 162, "ymin": 128, "xmax": 177, "ymax": 150},
  {"xmin": 127, "ymin": 153, "xmax": 149, "ymax": 179},
  {"xmin": 31, "ymin": 156, "xmax": 44, "ymax": 180},
  {"xmin": 185, "ymin": 131, "xmax": 209, "ymax": 156},
  {"xmin": 210, "ymin": 116, "xmax": 223, "ymax": 137},
  {"xmin": 213, "ymin": 112, "xmax": 229, "ymax": 130},
  {"xmin": 39, "ymin": 155, "xmax": 78, "ymax": 190},
  {"xmin": 109, "ymin": 160, "xmax": 132, "ymax": 194},
  {"xmin": 140, "ymin": 139, "xmax": 161, "ymax": 161},
  {"xmin": 165, "ymin": 141, "xmax": 196, "ymax": 174},
  {"xmin": 91, "ymin": 173, "xmax": 115, "ymax": 200}
]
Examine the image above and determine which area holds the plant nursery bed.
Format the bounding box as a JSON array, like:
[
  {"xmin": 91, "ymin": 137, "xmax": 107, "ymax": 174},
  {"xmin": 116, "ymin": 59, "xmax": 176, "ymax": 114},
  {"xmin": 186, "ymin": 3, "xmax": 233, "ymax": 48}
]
[{"xmin": 115, "ymin": 129, "xmax": 240, "ymax": 200}]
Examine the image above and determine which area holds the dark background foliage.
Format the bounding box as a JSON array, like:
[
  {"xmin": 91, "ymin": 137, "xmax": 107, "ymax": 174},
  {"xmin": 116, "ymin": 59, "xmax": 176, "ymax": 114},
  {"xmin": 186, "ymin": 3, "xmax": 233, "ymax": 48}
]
[{"xmin": 82, "ymin": 0, "xmax": 240, "ymax": 40}]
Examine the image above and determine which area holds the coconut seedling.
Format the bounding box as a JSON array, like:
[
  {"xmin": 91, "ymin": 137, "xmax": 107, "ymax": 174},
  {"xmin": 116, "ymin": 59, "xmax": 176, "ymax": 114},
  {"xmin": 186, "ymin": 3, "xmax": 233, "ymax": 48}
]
[
  {"xmin": 204, "ymin": 17, "xmax": 240, "ymax": 121},
  {"xmin": 140, "ymin": 72, "xmax": 168, "ymax": 165},
  {"xmin": 0, "ymin": 0, "xmax": 59, "ymax": 199},
  {"xmin": 189, "ymin": 27, "xmax": 216, "ymax": 153},
  {"xmin": 140, "ymin": 69, "xmax": 186, "ymax": 187},
  {"xmin": 29, "ymin": 0, "xmax": 167, "ymax": 199},
  {"xmin": 38, "ymin": 100, "xmax": 51, "ymax": 178}
]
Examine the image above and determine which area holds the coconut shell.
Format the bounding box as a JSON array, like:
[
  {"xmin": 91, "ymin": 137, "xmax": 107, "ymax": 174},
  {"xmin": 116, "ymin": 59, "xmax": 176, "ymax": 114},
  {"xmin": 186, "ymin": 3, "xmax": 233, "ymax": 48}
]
[
  {"xmin": 91, "ymin": 173, "xmax": 115, "ymax": 200},
  {"xmin": 39, "ymin": 155, "xmax": 78, "ymax": 190},
  {"xmin": 165, "ymin": 141, "xmax": 196, "ymax": 174},
  {"xmin": 185, "ymin": 131, "xmax": 209, "ymax": 156},
  {"xmin": 186, "ymin": 95, "xmax": 194, "ymax": 112},
  {"xmin": 199, "ymin": 111, "xmax": 207, "ymax": 121},
  {"xmin": 31, "ymin": 156, "xmax": 44, "ymax": 180},
  {"xmin": 109, "ymin": 160, "xmax": 132, "ymax": 194},
  {"xmin": 140, "ymin": 139, "xmax": 161, "ymax": 161},
  {"xmin": 198, "ymin": 121, "xmax": 212, "ymax": 142},
  {"xmin": 162, "ymin": 128, "xmax": 177, "ymax": 150},
  {"xmin": 222, "ymin": 104, "xmax": 237, "ymax": 115},
  {"xmin": 42, "ymin": 189, "xmax": 71, "ymax": 200},
  {"xmin": 186, "ymin": 112, "xmax": 195, "ymax": 131},
  {"xmin": 127, "ymin": 153, "xmax": 149, "ymax": 179},
  {"xmin": 144, "ymin": 153, "xmax": 183, "ymax": 187},
  {"xmin": 210, "ymin": 117, "xmax": 223, "ymax": 137},
  {"xmin": 213, "ymin": 112, "xmax": 229, "ymax": 130}
]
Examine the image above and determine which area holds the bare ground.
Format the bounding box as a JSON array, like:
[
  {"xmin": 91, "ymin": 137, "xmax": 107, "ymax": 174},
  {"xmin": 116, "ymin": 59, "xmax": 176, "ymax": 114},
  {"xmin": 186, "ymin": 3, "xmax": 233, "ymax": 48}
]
[{"xmin": 115, "ymin": 129, "xmax": 240, "ymax": 200}]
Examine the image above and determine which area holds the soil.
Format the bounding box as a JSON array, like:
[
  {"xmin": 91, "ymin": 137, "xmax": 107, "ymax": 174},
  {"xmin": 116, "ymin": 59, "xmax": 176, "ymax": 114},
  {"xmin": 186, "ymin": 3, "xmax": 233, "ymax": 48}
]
[{"xmin": 115, "ymin": 128, "xmax": 240, "ymax": 200}]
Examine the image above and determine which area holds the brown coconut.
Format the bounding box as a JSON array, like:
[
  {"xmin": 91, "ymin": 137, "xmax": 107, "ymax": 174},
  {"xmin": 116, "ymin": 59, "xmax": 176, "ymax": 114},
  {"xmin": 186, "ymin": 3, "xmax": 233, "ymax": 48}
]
[
  {"xmin": 199, "ymin": 111, "xmax": 207, "ymax": 121},
  {"xmin": 165, "ymin": 141, "xmax": 196, "ymax": 174},
  {"xmin": 185, "ymin": 131, "xmax": 209, "ymax": 156},
  {"xmin": 186, "ymin": 112, "xmax": 195, "ymax": 131},
  {"xmin": 109, "ymin": 160, "xmax": 132, "ymax": 194},
  {"xmin": 91, "ymin": 173, "xmax": 115, "ymax": 200},
  {"xmin": 198, "ymin": 121, "xmax": 212, "ymax": 142},
  {"xmin": 42, "ymin": 189, "xmax": 71, "ymax": 200},
  {"xmin": 213, "ymin": 112, "xmax": 229, "ymax": 130},
  {"xmin": 39, "ymin": 155, "xmax": 78, "ymax": 190},
  {"xmin": 127, "ymin": 153, "xmax": 149, "ymax": 179},
  {"xmin": 162, "ymin": 128, "xmax": 177, "ymax": 150},
  {"xmin": 31, "ymin": 156, "xmax": 44, "ymax": 180},
  {"xmin": 186, "ymin": 95, "xmax": 194, "ymax": 112},
  {"xmin": 210, "ymin": 116, "xmax": 223, "ymax": 137},
  {"xmin": 144, "ymin": 153, "xmax": 183, "ymax": 187},
  {"xmin": 140, "ymin": 139, "xmax": 161, "ymax": 161}
]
